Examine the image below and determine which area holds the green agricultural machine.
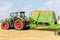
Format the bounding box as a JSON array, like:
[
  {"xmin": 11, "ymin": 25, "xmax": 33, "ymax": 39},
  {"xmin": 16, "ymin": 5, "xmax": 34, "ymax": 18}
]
[{"xmin": 1, "ymin": 10, "xmax": 60, "ymax": 35}]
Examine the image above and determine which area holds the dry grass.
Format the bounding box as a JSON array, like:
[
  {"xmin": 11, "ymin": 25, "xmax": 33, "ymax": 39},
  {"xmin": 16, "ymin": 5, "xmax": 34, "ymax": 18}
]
[{"xmin": 0, "ymin": 23, "xmax": 60, "ymax": 40}]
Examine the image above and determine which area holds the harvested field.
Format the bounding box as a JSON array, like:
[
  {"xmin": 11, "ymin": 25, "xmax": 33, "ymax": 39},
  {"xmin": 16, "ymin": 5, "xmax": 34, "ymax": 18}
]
[{"xmin": 0, "ymin": 23, "xmax": 60, "ymax": 40}]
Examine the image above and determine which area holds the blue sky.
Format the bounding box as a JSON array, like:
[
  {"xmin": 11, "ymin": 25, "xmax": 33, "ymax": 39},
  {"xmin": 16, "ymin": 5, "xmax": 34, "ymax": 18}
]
[{"xmin": 0, "ymin": 0, "xmax": 60, "ymax": 20}]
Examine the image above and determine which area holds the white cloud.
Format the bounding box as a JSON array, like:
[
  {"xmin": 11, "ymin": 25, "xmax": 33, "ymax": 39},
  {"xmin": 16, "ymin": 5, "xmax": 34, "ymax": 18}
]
[
  {"xmin": 42, "ymin": 0, "xmax": 60, "ymax": 18},
  {"xmin": 0, "ymin": 2, "xmax": 13, "ymax": 20}
]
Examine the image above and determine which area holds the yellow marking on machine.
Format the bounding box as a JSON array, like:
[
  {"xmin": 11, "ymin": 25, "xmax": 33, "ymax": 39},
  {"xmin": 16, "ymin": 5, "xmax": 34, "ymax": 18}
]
[{"xmin": 32, "ymin": 10, "xmax": 54, "ymax": 16}]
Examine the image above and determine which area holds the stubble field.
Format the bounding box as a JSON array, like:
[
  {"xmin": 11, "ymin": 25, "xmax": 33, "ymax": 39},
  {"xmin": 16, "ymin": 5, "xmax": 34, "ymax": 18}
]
[{"xmin": 0, "ymin": 23, "xmax": 60, "ymax": 40}]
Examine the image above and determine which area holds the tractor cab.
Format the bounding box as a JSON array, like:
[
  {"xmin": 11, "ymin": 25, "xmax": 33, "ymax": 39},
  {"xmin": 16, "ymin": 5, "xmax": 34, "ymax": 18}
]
[{"xmin": 10, "ymin": 11, "xmax": 25, "ymax": 19}]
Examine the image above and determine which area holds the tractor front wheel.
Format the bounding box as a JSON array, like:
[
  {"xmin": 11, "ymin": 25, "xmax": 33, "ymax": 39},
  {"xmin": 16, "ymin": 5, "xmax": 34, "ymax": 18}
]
[
  {"xmin": 14, "ymin": 19, "xmax": 24, "ymax": 30},
  {"xmin": 1, "ymin": 21, "xmax": 10, "ymax": 30}
]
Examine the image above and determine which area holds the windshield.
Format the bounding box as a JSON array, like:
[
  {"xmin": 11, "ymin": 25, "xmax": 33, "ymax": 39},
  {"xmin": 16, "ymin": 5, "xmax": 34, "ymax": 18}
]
[
  {"xmin": 10, "ymin": 12, "xmax": 17, "ymax": 17},
  {"xmin": 10, "ymin": 11, "xmax": 25, "ymax": 18}
]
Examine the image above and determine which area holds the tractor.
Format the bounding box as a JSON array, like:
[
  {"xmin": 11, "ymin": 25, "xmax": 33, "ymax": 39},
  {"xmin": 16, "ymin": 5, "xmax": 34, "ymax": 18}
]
[
  {"xmin": 1, "ymin": 10, "xmax": 60, "ymax": 35},
  {"xmin": 1, "ymin": 11, "xmax": 29, "ymax": 30}
]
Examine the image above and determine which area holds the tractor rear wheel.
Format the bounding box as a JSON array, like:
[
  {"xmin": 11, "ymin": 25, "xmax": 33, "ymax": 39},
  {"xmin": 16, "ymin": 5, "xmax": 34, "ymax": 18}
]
[
  {"xmin": 14, "ymin": 19, "xmax": 24, "ymax": 30},
  {"xmin": 1, "ymin": 21, "xmax": 10, "ymax": 30}
]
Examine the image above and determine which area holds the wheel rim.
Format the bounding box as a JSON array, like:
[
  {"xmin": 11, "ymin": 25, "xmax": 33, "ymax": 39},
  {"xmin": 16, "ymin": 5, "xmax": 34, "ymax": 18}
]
[
  {"xmin": 15, "ymin": 21, "xmax": 22, "ymax": 29},
  {"xmin": 2, "ymin": 23, "xmax": 9, "ymax": 29}
]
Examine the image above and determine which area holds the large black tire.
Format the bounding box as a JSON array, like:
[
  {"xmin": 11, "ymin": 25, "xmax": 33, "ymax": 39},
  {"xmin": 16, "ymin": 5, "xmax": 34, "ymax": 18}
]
[
  {"xmin": 1, "ymin": 21, "xmax": 10, "ymax": 30},
  {"xmin": 14, "ymin": 19, "xmax": 24, "ymax": 30}
]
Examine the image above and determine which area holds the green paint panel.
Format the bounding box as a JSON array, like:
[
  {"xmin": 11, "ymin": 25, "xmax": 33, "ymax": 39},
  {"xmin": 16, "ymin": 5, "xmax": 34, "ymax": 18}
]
[
  {"xmin": 38, "ymin": 11, "xmax": 56, "ymax": 24},
  {"xmin": 30, "ymin": 11, "xmax": 56, "ymax": 24}
]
